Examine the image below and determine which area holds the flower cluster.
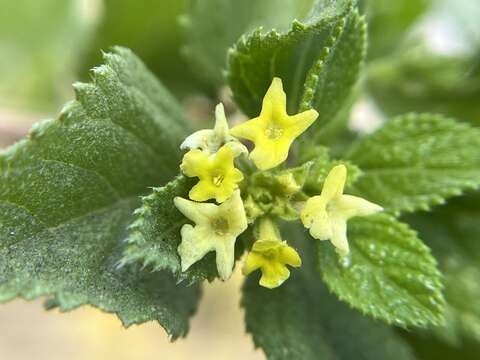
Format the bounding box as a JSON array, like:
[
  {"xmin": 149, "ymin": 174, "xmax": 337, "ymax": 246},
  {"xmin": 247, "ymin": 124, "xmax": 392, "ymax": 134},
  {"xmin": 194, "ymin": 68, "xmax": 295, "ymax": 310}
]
[{"xmin": 174, "ymin": 78, "xmax": 382, "ymax": 287}]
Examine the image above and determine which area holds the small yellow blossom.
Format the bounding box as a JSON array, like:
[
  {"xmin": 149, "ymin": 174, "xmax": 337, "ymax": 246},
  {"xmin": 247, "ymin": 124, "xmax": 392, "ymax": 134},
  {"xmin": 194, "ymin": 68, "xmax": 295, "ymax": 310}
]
[
  {"xmin": 181, "ymin": 103, "xmax": 248, "ymax": 156},
  {"xmin": 174, "ymin": 190, "xmax": 248, "ymax": 280},
  {"xmin": 300, "ymin": 165, "xmax": 383, "ymax": 256},
  {"xmin": 230, "ymin": 77, "xmax": 318, "ymax": 170},
  {"xmin": 181, "ymin": 144, "xmax": 244, "ymax": 203},
  {"xmin": 243, "ymin": 218, "xmax": 301, "ymax": 288}
]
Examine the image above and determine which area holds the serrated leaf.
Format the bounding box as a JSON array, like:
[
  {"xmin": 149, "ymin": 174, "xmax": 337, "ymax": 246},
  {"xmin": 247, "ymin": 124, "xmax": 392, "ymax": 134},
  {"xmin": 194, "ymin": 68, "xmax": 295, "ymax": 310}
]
[
  {"xmin": 227, "ymin": 0, "xmax": 366, "ymax": 140},
  {"xmin": 407, "ymin": 194, "xmax": 480, "ymax": 346},
  {"xmin": 0, "ymin": 47, "xmax": 200, "ymax": 339},
  {"xmin": 317, "ymin": 213, "xmax": 445, "ymax": 327},
  {"xmin": 242, "ymin": 230, "xmax": 415, "ymax": 360},
  {"xmin": 347, "ymin": 114, "xmax": 480, "ymax": 214},
  {"xmin": 182, "ymin": 0, "xmax": 313, "ymax": 88}
]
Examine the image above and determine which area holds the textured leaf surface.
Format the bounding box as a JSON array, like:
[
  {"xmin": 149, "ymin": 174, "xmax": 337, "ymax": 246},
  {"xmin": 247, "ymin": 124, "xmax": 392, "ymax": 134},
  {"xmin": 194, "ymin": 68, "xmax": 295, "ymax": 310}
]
[
  {"xmin": 227, "ymin": 0, "xmax": 366, "ymax": 139},
  {"xmin": 0, "ymin": 47, "xmax": 200, "ymax": 339},
  {"xmin": 347, "ymin": 114, "xmax": 480, "ymax": 213},
  {"xmin": 243, "ymin": 231, "xmax": 415, "ymax": 360},
  {"xmin": 182, "ymin": 0, "xmax": 313, "ymax": 88},
  {"xmin": 407, "ymin": 194, "xmax": 480, "ymax": 346},
  {"xmin": 317, "ymin": 214, "xmax": 445, "ymax": 327}
]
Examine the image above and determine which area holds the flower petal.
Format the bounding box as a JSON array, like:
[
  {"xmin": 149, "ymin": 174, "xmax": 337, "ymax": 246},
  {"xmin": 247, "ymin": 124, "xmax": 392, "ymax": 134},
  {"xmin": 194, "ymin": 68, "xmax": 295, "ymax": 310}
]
[
  {"xmin": 178, "ymin": 224, "xmax": 216, "ymax": 271},
  {"xmin": 334, "ymin": 194, "xmax": 383, "ymax": 219},
  {"xmin": 321, "ymin": 164, "xmax": 347, "ymax": 202}
]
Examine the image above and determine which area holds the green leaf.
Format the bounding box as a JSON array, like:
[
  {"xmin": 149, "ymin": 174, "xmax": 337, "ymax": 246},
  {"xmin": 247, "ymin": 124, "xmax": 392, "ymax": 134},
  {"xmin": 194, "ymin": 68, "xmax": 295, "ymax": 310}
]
[
  {"xmin": 317, "ymin": 214, "xmax": 445, "ymax": 327},
  {"xmin": 227, "ymin": 0, "xmax": 366, "ymax": 140},
  {"xmin": 347, "ymin": 114, "xmax": 480, "ymax": 214},
  {"xmin": 0, "ymin": 47, "xmax": 199, "ymax": 339},
  {"xmin": 407, "ymin": 194, "xmax": 480, "ymax": 346},
  {"xmin": 182, "ymin": 0, "xmax": 313, "ymax": 89},
  {"xmin": 242, "ymin": 230, "xmax": 415, "ymax": 360}
]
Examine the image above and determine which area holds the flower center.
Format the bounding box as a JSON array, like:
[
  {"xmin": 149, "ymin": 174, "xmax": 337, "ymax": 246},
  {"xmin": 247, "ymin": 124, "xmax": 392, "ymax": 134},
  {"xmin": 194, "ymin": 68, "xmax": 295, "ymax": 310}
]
[
  {"xmin": 211, "ymin": 217, "xmax": 229, "ymax": 236},
  {"xmin": 212, "ymin": 174, "xmax": 225, "ymax": 186},
  {"xmin": 264, "ymin": 123, "xmax": 284, "ymax": 140}
]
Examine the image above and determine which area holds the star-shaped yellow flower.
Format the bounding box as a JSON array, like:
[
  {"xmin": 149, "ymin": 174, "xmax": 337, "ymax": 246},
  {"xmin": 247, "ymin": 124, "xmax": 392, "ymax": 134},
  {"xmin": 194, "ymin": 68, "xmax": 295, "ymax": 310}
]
[
  {"xmin": 300, "ymin": 165, "xmax": 383, "ymax": 256},
  {"xmin": 243, "ymin": 218, "xmax": 301, "ymax": 288},
  {"xmin": 180, "ymin": 103, "xmax": 248, "ymax": 156},
  {"xmin": 174, "ymin": 190, "xmax": 248, "ymax": 280},
  {"xmin": 181, "ymin": 144, "xmax": 244, "ymax": 203},
  {"xmin": 230, "ymin": 77, "xmax": 318, "ymax": 170}
]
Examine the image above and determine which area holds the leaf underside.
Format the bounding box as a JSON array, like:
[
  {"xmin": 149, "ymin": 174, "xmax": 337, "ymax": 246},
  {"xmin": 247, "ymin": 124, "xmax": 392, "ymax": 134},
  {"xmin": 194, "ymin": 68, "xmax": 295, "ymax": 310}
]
[{"xmin": 0, "ymin": 47, "xmax": 199, "ymax": 340}]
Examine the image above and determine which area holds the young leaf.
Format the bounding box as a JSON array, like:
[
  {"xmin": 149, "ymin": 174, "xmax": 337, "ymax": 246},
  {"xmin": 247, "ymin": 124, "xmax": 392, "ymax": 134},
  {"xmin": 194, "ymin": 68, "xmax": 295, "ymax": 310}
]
[
  {"xmin": 182, "ymin": 0, "xmax": 313, "ymax": 88},
  {"xmin": 407, "ymin": 194, "xmax": 480, "ymax": 346},
  {"xmin": 227, "ymin": 0, "xmax": 366, "ymax": 140},
  {"xmin": 317, "ymin": 214, "xmax": 445, "ymax": 328},
  {"xmin": 347, "ymin": 114, "xmax": 480, "ymax": 214},
  {"xmin": 242, "ymin": 233, "xmax": 415, "ymax": 360},
  {"xmin": 0, "ymin": 47, "xmax": 199, "ymax": 339}
]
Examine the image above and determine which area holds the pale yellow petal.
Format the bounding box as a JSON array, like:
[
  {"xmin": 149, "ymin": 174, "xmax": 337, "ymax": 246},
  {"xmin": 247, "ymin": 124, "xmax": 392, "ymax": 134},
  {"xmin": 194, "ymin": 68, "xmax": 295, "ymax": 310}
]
[
  {"xmin": 178, "ymin": 224, "xmax": 216, "ymax": 271},
  {"xmin": 284, "ymin": 109, "xmax": 318, "ymax": 139},
  {"xmin": 321, "ymin": 164, "xmax": 347, "ymax": 201},
  {"xmin": 180, "ymin": 149, "xmax": 210, "ymax": 178},
  {"xmin": 243, "ymin": 252, "xmax": 264, "ymax": 275},
  {"xmin": 279, "ymin": 245, "xmax": 302, "ymax": 267},
  {"xmin": 188, "ymin": 182, "xmax": 218, "ymax": 202},
  {"xmin": 180, "ymin": 129, "xmax": 212, "ymax": 151},
  {"xmin": 261, "ymin": 77, "xmax": 287, "ymax": 120},
  {"xmin": 333, "ymin": 194, "xmax": 383, "ymax": 220},
  {"xmin": 329, "ymin": 215, "xmax": 349, "ymax": 256},
  {"xmin": 230, "ymin": 116, "xmax": 264, "ymax": 142},
  {"xmin": 219, "ymin": 190, "xmax": 248, "ymax": 235},
  {"xmin": 249, "ymin": 138, "xmax": 291, "ymax": 170},
  {"xmin": 174, "ymin": 196, "xmax": 217, "ymax": 224},
  {"xmin": 259, "ymin": 262, "xmax": 290, "ymax": 289},
  {"xmin": 214, "ymin": 236, "xmax": 237, "ymax": 280},
  {"xmin": 214, "ymin": 103, "xmax": 229, "ymax": 138}
]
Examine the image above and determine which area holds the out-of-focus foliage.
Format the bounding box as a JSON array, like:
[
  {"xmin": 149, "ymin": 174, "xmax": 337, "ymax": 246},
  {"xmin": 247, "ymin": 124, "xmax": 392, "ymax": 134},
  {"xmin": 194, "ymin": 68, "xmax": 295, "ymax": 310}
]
[
  {"xmin": 81, "ymin": 0, "xmax": 196, "ymax": 95},
  {"xmin": 0, "ymin": 0, "xmax": 95, "ymax": 112}
]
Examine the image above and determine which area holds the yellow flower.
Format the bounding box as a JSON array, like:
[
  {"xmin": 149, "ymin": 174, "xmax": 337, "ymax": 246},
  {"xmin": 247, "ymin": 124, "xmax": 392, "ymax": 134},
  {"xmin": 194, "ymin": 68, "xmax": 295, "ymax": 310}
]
[
  {"xmin": 243, "ymin": 218, "xmax": 301, "ymax": 288},
  {"xmin": 230, "ymin": 77, "xmax": 318, "ymax": 170},
  {"xmin": 181, "ymin": 144, "xmax": 244, "ymax": 203},
  {"xmin": 300, "ymin": 165, "xmax": 383, "ymax": 256},
  {"xmin": 181, "ymin": 103, "xmax": 248, "ymax": 156},
  {"xmin": 174, "ymin": 190, "xmax": 248, "ymax": 280}
]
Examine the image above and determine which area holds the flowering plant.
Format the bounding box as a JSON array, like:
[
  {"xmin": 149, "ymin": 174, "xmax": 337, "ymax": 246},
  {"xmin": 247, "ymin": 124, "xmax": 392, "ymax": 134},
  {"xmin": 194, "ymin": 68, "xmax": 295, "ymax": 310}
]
[{"xmin": 1, "ymin": 0, "xmax": 480, "ymax": 358}]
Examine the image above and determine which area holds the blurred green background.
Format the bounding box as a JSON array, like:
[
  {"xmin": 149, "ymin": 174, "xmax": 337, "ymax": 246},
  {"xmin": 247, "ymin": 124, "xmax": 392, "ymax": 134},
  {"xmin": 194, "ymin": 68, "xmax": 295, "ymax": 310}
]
[{"xmin": 0, "ymin": 0, "xmax": 479, "ymax": 359}]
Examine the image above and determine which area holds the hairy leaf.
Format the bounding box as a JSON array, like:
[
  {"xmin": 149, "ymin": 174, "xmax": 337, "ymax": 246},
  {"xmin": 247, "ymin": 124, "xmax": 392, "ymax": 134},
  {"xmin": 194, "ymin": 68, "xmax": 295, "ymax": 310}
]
[
  {"xmin": 182, "ymin": 0, "xmax": 313, "ymax": 88},
  {"xmin": 227, "ymin": 0, "xmax": 366, "ymax": 140},
  {"xmin": 317, "ymin": 214, "xmax": 445, "ymax": 327},
  {"xmin": 0, "ymin": 47, "xmax": 199, "ymax": 339},
  {"xmin": 347, "ymin": 114, "xmax": 480, "ymax": 213},
  {"xmin": 243, "ymin": 231, "xmax": 415, "ymax": 360}
]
